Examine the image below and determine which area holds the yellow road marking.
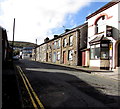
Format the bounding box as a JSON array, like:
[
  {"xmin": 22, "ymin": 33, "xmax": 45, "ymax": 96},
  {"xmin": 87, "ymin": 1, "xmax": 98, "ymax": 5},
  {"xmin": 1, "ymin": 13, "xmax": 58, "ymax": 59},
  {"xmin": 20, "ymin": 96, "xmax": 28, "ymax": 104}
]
[
  {"xmin": 17, "ymin": 66, "xmax": 45, "ymax": 109},
  {"xmin": 17, "ymin": 66, "xmax": 38, "ymax": 109},
  {"xmin": 23, "ymin": 73, "xmax": 45, "ymax": 109}
]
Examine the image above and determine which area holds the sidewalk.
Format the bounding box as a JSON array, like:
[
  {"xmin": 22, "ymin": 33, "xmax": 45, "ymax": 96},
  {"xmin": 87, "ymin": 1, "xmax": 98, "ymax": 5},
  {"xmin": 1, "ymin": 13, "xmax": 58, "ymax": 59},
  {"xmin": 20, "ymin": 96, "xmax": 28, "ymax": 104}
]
[
  {"xmin": 2, "ymin": 62, "xmax": 22, "ymax": 109},
  {"xmin": 43, "ymin": 61, "xmax": 120, "ymax": 81}
]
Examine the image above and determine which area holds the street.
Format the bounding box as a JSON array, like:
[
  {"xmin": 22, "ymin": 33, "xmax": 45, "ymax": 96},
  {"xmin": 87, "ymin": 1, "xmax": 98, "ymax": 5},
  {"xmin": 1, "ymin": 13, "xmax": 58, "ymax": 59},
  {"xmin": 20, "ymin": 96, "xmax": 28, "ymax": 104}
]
[{"xmin": 14, "ymin": 59, "xmax": 119, "ymax": 109}]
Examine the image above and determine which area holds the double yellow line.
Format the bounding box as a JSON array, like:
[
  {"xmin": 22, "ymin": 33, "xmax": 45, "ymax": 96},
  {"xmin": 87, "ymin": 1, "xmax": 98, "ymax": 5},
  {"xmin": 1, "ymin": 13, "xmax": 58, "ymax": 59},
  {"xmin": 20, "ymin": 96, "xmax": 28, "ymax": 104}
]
[{"xmin": 16, "ymin": 65, "xmax": 45, "ymax": 109}]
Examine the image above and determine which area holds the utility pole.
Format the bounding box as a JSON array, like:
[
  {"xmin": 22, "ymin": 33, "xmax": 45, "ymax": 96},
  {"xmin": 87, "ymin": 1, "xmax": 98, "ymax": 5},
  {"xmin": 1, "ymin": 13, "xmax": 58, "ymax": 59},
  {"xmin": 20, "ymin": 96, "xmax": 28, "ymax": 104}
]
[
  {"xmin": 12, "ymin": 18, "xmax": 15, "ymax": 61},
  {"xmin": 35, "ymin": 39, "xmax": 37, "ymax": 61}
]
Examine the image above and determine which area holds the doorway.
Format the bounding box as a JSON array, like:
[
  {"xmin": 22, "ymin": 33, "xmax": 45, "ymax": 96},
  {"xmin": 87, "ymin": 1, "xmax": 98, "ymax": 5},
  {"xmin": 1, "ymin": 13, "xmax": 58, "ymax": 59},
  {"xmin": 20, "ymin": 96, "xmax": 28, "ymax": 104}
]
[
  {"xmin": 46, "ymin": 53, "xmax": 48, "ymax": 62},
  {"xmin": 63, "ymin": 51, "xmax": 67, "ymax": 64},
  {"xmin": 82, "ymin": 51, "xmax": 86, "ymax": 66}
]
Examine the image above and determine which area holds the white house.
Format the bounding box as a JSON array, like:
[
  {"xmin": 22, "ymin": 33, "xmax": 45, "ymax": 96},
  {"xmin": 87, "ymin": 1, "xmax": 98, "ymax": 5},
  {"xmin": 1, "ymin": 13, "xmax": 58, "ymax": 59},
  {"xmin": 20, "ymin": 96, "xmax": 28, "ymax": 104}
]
[{"xmin": 86, "ymin": 0, "xmax": 120, "ymax": 70}]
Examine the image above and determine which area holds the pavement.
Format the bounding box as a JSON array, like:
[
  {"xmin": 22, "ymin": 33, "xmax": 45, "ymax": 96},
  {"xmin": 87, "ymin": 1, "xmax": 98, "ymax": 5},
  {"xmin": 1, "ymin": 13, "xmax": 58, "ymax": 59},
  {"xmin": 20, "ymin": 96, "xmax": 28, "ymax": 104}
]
[
  {"xmin": 44, "ymin": 61, "xmax": 120, "ymax": 81},
  {"xmin": 2, "ymin": 61, "xmax": 22, "ymax": 109}
]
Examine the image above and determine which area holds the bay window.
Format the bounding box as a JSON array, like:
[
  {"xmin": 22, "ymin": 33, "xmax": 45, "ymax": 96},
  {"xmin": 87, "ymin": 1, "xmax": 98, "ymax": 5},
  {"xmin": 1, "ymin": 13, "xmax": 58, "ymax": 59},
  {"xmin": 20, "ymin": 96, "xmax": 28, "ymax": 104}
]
[{"xmin": 90, "ymin": 43, "xmax": 109, "ymax": 60}]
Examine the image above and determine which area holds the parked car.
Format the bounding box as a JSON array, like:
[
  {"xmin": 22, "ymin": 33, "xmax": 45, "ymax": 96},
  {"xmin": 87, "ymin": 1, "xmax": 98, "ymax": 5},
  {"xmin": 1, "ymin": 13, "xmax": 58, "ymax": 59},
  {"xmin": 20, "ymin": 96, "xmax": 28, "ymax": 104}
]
[{"xmin": 13, "ymin": 55, "xmax": 19, "ymax": 60}]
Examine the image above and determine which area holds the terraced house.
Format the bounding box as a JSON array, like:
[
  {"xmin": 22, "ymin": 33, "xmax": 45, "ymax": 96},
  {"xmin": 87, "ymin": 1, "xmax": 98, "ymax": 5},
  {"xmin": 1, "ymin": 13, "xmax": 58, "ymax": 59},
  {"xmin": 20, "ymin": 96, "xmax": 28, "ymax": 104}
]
[
  {"xmin": 34, "ymin": 23, "xmax": 88, "ymax": 66},
  {"xmin": 33, "ymin": 0, "xmax": 120, "ymax": 71}
]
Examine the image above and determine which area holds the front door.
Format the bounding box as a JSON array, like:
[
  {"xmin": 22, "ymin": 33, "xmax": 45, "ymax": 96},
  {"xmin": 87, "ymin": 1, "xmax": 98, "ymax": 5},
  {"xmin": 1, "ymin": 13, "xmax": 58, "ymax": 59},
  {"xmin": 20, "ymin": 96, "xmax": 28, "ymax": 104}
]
[
  {"xmin": 46, "ymin": 53, "xmax": 48, "ymax": 62},
  {"xmin": 63, "ymin": 51, "xmax": 67, "ymax": 64},
  {"xmin": 82, "ymin": 51, "xmax": 85, "ymax": 66}
]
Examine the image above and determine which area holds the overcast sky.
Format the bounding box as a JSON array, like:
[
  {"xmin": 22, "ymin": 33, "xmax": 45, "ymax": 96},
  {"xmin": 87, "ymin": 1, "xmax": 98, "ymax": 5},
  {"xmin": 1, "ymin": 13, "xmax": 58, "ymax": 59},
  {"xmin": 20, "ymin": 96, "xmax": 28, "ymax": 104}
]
[{"xmin": 0, "ymin": 0, "xmax": 111, "ymax": 44}]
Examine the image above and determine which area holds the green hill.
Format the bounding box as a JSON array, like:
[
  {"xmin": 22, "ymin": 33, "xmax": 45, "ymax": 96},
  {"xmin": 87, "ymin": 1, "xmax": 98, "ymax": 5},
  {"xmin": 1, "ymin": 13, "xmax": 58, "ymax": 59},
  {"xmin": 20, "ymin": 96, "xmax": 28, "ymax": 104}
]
[{"xmin": 9, "ymin": 41, "xmax": 37, "ymax": 48}]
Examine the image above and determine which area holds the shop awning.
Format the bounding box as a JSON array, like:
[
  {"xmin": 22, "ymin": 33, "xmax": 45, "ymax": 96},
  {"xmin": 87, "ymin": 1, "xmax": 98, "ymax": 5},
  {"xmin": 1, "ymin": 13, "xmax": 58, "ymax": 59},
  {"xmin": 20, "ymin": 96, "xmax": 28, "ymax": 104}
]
[{"xmin": 89, "ymin": 35, "xmax": 110, "ymax": 45}]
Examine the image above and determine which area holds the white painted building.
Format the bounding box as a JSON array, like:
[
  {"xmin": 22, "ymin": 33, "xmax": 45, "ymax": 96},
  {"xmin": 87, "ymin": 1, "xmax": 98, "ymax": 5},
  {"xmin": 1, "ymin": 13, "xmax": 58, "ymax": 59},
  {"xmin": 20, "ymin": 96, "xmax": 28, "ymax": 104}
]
[{"xmin": 86, "ymin": 0, "xmax": 120, "ymax": 70}]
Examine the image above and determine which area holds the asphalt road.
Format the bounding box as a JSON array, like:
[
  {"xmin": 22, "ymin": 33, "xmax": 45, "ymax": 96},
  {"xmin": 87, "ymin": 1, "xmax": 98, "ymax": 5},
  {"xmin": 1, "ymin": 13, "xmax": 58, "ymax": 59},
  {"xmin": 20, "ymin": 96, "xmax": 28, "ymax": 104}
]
[{"xmin": 14, "ymin": 59, "xmax": 119, "ymax": 109}]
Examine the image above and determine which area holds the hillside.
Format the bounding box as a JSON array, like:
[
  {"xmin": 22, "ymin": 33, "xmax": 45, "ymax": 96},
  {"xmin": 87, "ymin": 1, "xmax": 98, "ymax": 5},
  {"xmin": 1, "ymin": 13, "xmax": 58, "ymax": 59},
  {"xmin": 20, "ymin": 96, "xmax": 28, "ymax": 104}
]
[{"xmin": 9, "ymin": 41, "xmax": 37, "ymax": 47}]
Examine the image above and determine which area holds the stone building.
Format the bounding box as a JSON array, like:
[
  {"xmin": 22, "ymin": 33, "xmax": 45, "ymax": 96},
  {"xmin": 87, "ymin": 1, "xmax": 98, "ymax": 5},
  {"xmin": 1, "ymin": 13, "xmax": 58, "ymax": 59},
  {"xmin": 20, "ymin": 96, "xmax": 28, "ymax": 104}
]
[
  {"xmin": 86, "ymin": 0, "xmax": 120, "ymax": 70},
  {"xmin": 34, "ymin": 23, "xmax": 88, "ymax": 66}
]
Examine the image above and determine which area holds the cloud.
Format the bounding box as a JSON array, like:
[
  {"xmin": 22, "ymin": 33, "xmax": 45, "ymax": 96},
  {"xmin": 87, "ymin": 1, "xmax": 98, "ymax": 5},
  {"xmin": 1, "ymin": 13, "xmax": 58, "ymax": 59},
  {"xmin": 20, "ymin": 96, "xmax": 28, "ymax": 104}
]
[{"xmin": 0, "ymin": 0, "xmax": 92, "ymax": 44}]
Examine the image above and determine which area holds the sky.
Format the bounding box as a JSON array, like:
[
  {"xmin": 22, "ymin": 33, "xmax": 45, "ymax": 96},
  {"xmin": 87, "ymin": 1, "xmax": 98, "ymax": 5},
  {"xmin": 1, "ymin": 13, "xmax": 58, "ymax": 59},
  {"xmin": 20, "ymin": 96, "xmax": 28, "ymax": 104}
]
[{"xmin": 0, "ymin": 0, "xmax": 112, "ymax": 45}]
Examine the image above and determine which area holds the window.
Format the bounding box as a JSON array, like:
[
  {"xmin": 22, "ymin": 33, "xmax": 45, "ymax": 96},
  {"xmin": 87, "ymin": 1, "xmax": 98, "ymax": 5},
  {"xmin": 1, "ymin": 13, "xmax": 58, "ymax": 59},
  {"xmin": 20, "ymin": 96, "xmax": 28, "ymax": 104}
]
[
  {"xmin": 53, "ymin": 52, "xmax": 56, "ymax": 63},
  {"xmin": 68, "ymin": 50, "xmax": 74, "ymax": 60},
  {"xmin": 90, "ymin": 43, "xmax": 109, "ymax": 60},
  {"xmin": 101, "ymin": 48, "xmax": 109, "ymax": 59},
  {"xmin": 57, "ymin": 40, "xmax": 60, "ymax": 48},
  {"xmin": 69, "ymin": 35, "xmax": 73, "ymax": 46},
  {"xmin": 63, "ymin": 38, "xmax": 67, "ymax": 47},
  {"xmin": 90, "ymin": 47, "xmax": 100, "ymax": 59},
  {"xmin": 101, "ymin": 43, "xmax": 109, "ymax": 59},
  {"xmin": 95, "ymin": 15, "xmax": 106, "ymax": 34},
  {"xmin": 54, "ymin": 41, "xmax": 57, "ymax": 49},
  {"xmin": 49, "ymin": 52, "xmax": 52, "ymax": 59},
  {"xmin": 57, "ymin": 52, "xmax": 60, "ymax": 60}
]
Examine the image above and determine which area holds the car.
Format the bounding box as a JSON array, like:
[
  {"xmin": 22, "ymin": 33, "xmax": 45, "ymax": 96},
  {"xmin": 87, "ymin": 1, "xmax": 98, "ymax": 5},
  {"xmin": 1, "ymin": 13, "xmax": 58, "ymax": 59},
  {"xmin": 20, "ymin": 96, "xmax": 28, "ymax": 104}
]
[{"xmin": 13, "ymin": 55, "xmax": 19, "ymax": 60}]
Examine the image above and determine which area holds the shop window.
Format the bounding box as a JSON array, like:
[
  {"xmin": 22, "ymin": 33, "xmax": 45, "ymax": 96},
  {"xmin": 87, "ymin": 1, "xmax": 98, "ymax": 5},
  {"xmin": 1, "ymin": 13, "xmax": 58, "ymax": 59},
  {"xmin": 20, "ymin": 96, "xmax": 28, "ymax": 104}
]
[
  {"xmin": 100, "ymin": 43, "xmax": 109, "ymax": 59},
  {"xmin": 68, "ymin": 50, "xmax": 74, "ymax": 60},
  {"xmin": 90, "ymin": 47, "xmax": 100, "ymax": 59},
  {"xmin": 69, "ymin": 35, "xmax": 73, "ymax": 46},
  {"xmin": 101, "ymin": 48, "xmax": 109, "ymax": 59}
]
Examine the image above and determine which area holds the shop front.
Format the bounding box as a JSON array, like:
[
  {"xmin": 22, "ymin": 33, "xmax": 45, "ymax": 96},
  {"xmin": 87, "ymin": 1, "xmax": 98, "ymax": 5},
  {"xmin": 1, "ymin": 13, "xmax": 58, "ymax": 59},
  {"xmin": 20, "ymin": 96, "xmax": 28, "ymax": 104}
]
[{"xmin": 89, "ymin": 35, "xmax": 111, "ymax": 70}]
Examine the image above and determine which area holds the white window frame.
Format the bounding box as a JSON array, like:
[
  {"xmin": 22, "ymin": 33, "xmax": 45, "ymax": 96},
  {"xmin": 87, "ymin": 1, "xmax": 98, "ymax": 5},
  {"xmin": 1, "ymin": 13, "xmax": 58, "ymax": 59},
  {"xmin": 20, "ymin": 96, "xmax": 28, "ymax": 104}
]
[
  {"xmin": 57, "ymin": 52, "xmax": 60, "ymax": 60},
  {"xmin": 68, "ymin": 50, "xmax": 74, "ymax": 60},
  {"xmin": 63, "ymin": 38, "xmax": 67, "ymax": 47},
  {"xmin": 69, "ymin": 35, "xmax": 73, "ymax": 46},
  {"xmin": 57, "ymin": 40, "xmax": 60, "ymax": 48}
]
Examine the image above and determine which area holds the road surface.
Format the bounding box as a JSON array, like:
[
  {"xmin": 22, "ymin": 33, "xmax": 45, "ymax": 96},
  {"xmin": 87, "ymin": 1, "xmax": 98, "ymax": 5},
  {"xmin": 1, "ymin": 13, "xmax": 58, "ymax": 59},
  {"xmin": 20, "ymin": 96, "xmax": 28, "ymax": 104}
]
[{"xmin": 14, "ymin": 59, "xmax": 119, "ymax": 109}]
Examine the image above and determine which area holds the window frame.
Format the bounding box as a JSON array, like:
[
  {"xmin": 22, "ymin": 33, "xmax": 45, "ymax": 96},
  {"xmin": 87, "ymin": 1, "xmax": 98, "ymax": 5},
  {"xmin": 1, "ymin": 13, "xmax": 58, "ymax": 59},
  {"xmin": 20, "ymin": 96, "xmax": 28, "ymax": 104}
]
[
  {"xmin": 63, "ymin": 38, "xmax": 67, "ymax": 47},
  {"xmin": 90, "ymin": 43, "xmax": 109, "ymax": 60},
  {"xmin": 68, "ymin": 49, "xmax": 74, "ymax": 61},
  {"xmin": 57, "ymin": 51, "xmax": 60, "ymax": 60},
  {"xmin": 57, "ymin": 40, "xmax": 61, "ymax": 48},
  {"xmin": 69, "ymin": 35, "xmax": 73, "ymax": 46},
  {"xmin": 95, "ymin": 15, "xmax": 106, "ymax": 34},
  {"xmin": 100, "ymin": 43, "xmax": 109, "ymax": 60}
]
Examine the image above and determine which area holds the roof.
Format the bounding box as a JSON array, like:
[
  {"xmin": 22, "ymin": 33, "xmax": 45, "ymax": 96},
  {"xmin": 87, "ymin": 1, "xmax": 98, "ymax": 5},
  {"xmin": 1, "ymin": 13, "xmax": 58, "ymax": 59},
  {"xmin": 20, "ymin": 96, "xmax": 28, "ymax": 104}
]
[
  {"xmin": 89, "ymin": 35, "xmax": 110, "ymax": 45},
  {"xmin": 89, "ymin": 35, "xmax": 104, "ymax": 44},
  {"xmin": 86, "ymin": 0, "xmax": 120, "ymax": 20},
  {"xmin": 38, "ymin": 22, "xmax": 88, "ymax": 47}
]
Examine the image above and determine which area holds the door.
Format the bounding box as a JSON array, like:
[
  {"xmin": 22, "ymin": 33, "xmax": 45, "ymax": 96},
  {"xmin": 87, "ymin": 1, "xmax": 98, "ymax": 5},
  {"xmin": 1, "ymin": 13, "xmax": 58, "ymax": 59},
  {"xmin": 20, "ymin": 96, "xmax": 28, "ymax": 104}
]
[
  {"xmin": 82, "ymin": 51, "xmax": 85, "ymax": 66},
  {"xmin": 46, "ymin": 53, "xmax": 48, "ymax": 62},
  {"xmin": 63, "ymin": 51, "xmax": 67, "ymax": 64}
]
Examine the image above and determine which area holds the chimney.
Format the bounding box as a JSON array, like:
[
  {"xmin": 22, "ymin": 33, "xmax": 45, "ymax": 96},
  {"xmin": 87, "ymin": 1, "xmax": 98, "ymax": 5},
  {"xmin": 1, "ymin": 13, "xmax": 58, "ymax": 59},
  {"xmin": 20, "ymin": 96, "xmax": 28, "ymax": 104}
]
[
  {"xmin": 54, "ymin": 35, "xmax": 58, "ymax": 38},
  {"xmin": 44, "ymin": 37, "xmax": 49, "ymax": 43},
  {"xmin": 65, "ymin": 29, "xmax": 70, "ymax": 33}
]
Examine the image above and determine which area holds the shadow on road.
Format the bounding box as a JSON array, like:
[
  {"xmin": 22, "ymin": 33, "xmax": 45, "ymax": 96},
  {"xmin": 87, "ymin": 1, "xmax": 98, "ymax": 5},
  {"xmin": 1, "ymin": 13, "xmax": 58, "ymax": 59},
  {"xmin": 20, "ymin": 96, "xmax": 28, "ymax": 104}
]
[{"xmin": 14, "ymin": 60, "xmax": 120, "ymax": 109}]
